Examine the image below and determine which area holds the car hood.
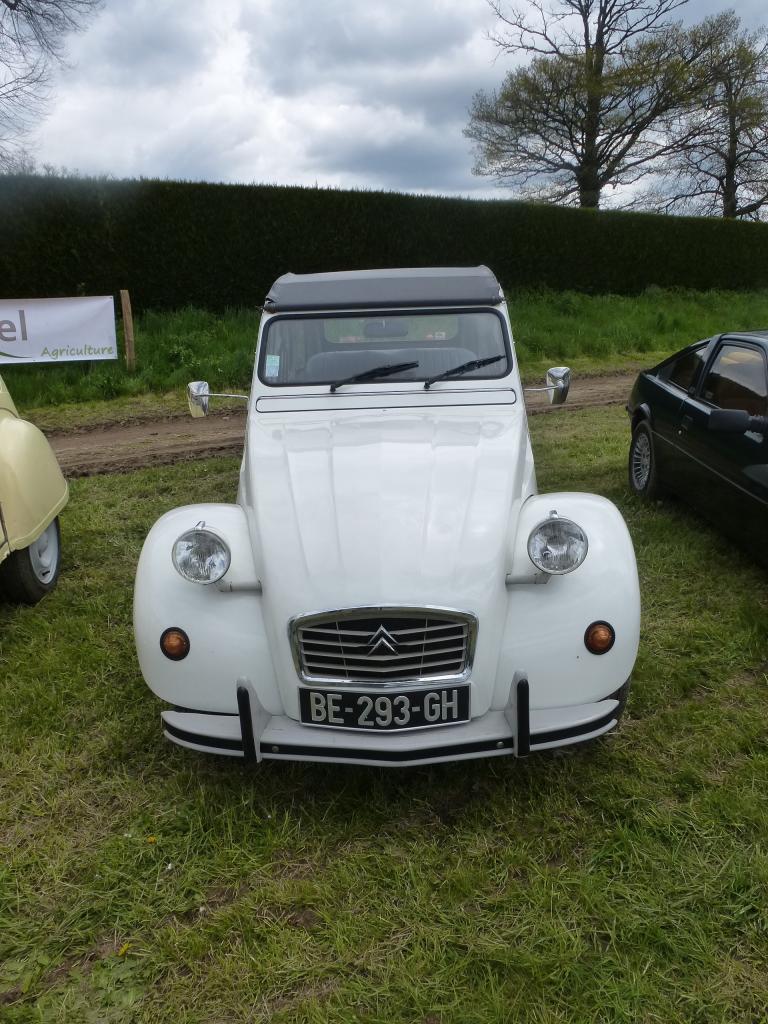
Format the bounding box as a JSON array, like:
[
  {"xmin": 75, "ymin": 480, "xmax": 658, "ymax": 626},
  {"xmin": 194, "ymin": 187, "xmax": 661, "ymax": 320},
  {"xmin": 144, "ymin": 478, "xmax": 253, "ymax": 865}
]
[{"xmin": 244, "ymin": 404, "xmax": 532, "ymax": 622}]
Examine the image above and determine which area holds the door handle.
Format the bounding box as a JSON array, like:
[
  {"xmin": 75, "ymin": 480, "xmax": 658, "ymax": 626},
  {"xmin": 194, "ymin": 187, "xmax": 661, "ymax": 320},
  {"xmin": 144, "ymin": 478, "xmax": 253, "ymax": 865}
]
[{"xmin": 678, "ymin": 414, "xmax": 693, "ymax": 435}]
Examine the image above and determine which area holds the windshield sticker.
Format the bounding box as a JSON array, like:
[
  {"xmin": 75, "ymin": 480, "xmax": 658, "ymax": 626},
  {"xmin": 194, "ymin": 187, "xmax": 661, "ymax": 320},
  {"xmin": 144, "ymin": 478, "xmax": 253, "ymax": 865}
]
[{"xmin": 265, "ymin": 354, "xmax": 280, "ymax": 378}]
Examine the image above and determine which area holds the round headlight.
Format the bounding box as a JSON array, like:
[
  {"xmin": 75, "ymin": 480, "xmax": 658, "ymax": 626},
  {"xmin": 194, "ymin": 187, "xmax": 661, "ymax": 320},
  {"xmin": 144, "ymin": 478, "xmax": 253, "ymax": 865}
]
[
  {"xmin": 172, "ymin": 528, "xmax": 231, "ymax": 584},
  {"xmin": 527, "ymin": 515, "xmax": 588, "ymax": 575}
]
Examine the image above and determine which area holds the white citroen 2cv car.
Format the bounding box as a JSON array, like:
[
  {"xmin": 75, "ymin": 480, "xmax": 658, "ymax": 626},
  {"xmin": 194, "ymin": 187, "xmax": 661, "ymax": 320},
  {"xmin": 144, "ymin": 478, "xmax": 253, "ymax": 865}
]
[{"xmin": 134, "ymin": 267, "xmax": 640, "ymax": 766}]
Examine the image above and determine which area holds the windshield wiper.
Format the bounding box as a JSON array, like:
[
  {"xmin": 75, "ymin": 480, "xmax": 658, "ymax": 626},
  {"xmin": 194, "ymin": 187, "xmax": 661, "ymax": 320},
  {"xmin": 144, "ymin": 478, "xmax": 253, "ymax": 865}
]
[
  {"xmin": 423, "ymin": 355, "xmax": 505, "ymax": 390},
  {"xmin": 329, "ymin": 361, "xmax": 419, "ymax": 393}
]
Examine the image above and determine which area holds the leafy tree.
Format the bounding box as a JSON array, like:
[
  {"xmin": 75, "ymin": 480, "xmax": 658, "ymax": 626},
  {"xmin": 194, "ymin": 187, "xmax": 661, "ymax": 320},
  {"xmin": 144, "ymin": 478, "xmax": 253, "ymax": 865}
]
[
  {"xmin": 0, "ymin": 0, "xmax": 101, "ymax": 168},
  {"xmin": 636, "ymin": 13, "xmax": 768, "ymax": 219},
  {"xmin": 465, "ymin": 0, "xmax": 717, "ymax": 208}
]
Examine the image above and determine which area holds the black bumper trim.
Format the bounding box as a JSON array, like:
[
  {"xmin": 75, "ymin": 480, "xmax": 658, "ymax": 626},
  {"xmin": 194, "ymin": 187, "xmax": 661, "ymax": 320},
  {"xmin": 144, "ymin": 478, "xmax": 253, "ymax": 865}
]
[
  {"xmin": 264, "ymin": 736, "xmax": 515, "ymax": 762},
  {"xmin": 164, "ymin": 700, "xmax": 619, "ymax": 761},
  {"xmin": 164, "ymin": 717, "xmax": 514, "ymax": 761},
  {"xmin": 530, "ymin": 708, "xmax": 617, "ymax": 746},
  {"xmin": 164, "ymin": 720, "xmax": 244, "ymax": 753}
]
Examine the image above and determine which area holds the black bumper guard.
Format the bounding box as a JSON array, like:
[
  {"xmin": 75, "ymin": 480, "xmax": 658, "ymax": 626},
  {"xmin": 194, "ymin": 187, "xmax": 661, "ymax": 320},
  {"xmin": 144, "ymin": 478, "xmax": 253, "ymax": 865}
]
[{"xmin": 163, "ymin": 676, "xmax": 619, "ymax": 764}]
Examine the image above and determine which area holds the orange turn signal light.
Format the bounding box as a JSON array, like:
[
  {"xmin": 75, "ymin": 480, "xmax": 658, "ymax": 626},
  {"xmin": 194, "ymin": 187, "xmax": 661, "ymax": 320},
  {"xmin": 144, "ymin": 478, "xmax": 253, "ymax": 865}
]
[
  {"xmin": 160, "ymin": 627, "xmax": 190, "ymax": 661},
  {"xmin": 584, "ymin": 621, "xmax": 615, "ymax": 655}
]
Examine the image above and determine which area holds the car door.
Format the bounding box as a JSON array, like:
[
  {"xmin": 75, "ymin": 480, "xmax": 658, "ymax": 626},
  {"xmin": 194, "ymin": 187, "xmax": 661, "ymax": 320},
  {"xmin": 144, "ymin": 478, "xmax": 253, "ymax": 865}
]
[
  {"xmin": 675, "ymin": 339, "xmax": 768, "ymax": 538},
  {"xmin": 647, "ymin": 340, "xmax": 711, "ymax": 483}
]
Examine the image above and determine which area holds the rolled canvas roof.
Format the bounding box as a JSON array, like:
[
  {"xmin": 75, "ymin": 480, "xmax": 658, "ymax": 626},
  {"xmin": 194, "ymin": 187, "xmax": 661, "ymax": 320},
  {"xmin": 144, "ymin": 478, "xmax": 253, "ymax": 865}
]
[{"xmin": 264, "ymin": 266, "xmax": 503, "ymax": 312}]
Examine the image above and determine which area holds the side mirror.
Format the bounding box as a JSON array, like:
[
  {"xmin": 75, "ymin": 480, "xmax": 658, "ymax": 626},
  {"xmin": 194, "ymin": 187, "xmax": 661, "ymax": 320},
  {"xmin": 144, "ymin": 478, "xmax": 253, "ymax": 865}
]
[
  {"xmin": 547, "ymin": 366, "xmax": 571, "ymax": 406},
  {"xmin": 187, "ymin": 380, "xmax": 210, "ymax": 418},
  {"xmin": 709, "ymin": 409, "xmax": 767, "ymax": 434}
]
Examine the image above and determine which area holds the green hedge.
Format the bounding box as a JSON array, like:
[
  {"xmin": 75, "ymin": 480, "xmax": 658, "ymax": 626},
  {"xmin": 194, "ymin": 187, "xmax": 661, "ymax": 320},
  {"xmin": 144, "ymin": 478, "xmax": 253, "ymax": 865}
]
[{"xmin": 3, "ymin": 174, "xmax": 768, "ymax": 310}]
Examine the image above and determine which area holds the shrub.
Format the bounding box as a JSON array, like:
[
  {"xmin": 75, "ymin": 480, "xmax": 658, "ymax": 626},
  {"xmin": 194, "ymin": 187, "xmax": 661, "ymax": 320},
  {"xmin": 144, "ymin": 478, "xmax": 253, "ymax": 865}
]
[{"xmin": 2, "ymin": 176, "xmax": 768, "ymax": 313}]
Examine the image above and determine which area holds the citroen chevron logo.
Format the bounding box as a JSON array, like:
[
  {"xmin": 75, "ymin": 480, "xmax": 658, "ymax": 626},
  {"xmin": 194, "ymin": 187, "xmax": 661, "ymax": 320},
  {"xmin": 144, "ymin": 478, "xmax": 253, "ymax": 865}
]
[{"xmin": 367, "ymin": 625, "xmax": 399, "ymax": 655}]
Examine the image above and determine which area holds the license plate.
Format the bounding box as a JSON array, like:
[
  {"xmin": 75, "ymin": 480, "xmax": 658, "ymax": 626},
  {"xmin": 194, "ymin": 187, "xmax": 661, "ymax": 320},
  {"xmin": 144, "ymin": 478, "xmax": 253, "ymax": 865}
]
[{"xmin": 299, "ymin": 685, "xmax": 470, "ymax": 731}]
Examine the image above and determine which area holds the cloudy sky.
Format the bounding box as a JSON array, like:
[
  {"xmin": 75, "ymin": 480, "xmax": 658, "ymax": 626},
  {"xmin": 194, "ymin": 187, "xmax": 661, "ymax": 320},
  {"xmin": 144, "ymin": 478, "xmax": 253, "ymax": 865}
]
[{"xmin": 31, "ymin": 0, "xmax": 767, "ymax": 198}]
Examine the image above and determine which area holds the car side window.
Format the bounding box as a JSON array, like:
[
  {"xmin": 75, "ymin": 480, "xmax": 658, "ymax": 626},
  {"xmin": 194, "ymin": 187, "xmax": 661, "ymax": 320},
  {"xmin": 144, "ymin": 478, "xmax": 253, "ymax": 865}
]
[
  {"xmin": 659, "ymin": 345, "xmax": 707, "ymax": 392},
  {"xmin": 701, "ymin": 344, "xmax": 768, "ymax": 415}
]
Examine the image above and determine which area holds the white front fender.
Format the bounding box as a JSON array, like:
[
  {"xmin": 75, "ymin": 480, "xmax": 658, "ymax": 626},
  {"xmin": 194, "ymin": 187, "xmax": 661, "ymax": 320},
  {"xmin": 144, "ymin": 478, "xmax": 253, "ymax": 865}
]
[
  {"xmin": 493, "ymin": 492, "xmax": 640, "ymax": 709},
  {"xmin": 133, "ymin": 504, "xmax": 281, "ymax": 714}
]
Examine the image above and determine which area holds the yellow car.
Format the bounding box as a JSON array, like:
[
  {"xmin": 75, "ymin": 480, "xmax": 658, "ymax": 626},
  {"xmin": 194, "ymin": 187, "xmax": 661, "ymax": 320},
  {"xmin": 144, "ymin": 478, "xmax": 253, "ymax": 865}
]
[{"xmin": 0, "ymin": 374, "xmax": 68, "ymax": 604}]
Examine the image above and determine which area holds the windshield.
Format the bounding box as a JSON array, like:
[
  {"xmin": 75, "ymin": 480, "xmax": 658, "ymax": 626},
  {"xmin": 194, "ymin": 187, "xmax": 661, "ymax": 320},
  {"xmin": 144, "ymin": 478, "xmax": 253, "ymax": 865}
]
[{"xmin": 258, "ymin": 311, "xmax": 511, "ymax": 387}]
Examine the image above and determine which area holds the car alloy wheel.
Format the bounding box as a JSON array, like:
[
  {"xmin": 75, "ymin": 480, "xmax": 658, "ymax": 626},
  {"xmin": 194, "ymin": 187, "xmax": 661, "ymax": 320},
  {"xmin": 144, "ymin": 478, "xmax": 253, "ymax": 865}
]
[
  {"xmin": 628, "ymin": 421, "xmax": 661, "ymax": 499},
  {"xmin": 631, "ymin": 431, "xmax": 651, "ymax": 490}
]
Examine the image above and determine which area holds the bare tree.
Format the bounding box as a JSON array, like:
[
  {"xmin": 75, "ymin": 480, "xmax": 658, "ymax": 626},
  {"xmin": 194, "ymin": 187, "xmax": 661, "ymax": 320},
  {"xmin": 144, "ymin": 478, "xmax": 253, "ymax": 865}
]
[
  {"xmin": 0, "ymin": 0, "xmax": 101, "ymax": 168},
  {"xmin": 465, "ymin": 0, "xmax": 717, "ymax": 208},
  {"xmin": 0, "ymin": 143, "xmax": 35, "ymax": 171},
  {"xmin": 636, "ymin": 13, "xmax": 768, "ymax": 219}
]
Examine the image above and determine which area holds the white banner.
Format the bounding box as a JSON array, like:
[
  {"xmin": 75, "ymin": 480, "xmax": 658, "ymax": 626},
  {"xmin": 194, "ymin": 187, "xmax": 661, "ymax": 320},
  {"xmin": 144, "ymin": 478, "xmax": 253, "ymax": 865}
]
[{"xmin": 0, "ymin": 296, "xmax": 117, "ymax": 365}]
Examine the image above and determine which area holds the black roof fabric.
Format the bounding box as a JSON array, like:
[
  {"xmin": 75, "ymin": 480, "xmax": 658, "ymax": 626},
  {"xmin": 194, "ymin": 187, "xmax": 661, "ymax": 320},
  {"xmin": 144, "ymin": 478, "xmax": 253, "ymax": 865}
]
[{"xmin": 264, "ymin": 266, "xmax": 503, "ymax": 312}]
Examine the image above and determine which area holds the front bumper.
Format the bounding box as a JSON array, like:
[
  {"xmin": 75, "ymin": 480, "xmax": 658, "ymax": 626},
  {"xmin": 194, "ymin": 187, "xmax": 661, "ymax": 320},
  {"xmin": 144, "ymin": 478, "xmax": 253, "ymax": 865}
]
[{"xmin": 161, "ymin": 680, "xmax": 623, "ymax": 767}]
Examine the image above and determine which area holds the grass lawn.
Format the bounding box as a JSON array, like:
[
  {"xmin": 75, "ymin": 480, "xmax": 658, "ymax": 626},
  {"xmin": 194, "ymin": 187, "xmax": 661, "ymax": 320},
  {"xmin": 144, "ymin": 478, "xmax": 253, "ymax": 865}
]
[
  {"xmin": 1, "ymin": 406, "xmax": 767, "ymax": 1022},
  {"xmin": 5, "ymin": 287, "xmax": 768, "ymax": 417}
]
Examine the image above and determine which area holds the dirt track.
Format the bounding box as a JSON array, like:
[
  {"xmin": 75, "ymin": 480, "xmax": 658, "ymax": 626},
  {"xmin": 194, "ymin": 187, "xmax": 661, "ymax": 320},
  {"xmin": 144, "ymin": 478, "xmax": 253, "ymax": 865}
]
[{"xmin": 48, "ymin": 372, "xmax": 635, "ymax": 477}]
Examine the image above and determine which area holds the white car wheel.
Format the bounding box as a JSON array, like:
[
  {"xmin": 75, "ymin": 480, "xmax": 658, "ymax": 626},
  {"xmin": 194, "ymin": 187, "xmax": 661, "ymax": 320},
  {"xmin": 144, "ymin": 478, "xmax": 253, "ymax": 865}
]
[
  {"xmin": 0, "ymin": 517, "xmax": 62, "ymax": 605},
  {"xmin": 29, "ymin": 520, "xmax": 60, "ymax": 585}
]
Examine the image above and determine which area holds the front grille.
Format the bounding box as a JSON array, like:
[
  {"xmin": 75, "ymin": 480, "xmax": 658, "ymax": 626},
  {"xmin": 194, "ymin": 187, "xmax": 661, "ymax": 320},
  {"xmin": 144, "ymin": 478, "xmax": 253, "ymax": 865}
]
[{"xmin": 293, "ymin": 609, "xmax": 475, "ymax": 684}]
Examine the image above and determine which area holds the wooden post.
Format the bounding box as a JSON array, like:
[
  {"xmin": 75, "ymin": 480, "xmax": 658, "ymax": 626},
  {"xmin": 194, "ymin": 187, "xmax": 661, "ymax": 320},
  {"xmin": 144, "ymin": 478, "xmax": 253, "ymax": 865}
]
[{"xmin": 120, "ymin": 289, "xmax": 136, "ymax": 371}]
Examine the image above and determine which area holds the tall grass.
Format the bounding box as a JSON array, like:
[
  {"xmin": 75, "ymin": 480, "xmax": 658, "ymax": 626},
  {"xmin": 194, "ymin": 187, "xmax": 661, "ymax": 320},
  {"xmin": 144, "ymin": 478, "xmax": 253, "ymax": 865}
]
[
  {"xmin": 3, "ymin": 288, "xmax": 768, "ymax": 408},
  {"xmin": 510, "ymin": 286, "xmax": 768, "ymax": 363},
  {"xmin": 2, "ymin": 409, "xmax": 768, "ymax": 1020}
]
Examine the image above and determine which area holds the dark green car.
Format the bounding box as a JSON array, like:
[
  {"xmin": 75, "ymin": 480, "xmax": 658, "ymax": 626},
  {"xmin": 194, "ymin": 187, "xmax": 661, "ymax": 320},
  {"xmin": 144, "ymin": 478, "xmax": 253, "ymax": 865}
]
[{"xmin": 627, "ymin": 332, "xmax": 768, "ymax": 559}]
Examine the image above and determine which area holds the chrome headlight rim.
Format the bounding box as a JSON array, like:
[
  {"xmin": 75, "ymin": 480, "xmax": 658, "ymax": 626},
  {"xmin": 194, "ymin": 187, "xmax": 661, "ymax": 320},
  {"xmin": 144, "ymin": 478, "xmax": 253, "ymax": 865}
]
[
  {"xmin": 172, "ymin": 526, "xmax": 231, "ymax": 585},
  {"xmin": 527, "ymin": 515, "xmax": 588, "ymax": 575}
]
